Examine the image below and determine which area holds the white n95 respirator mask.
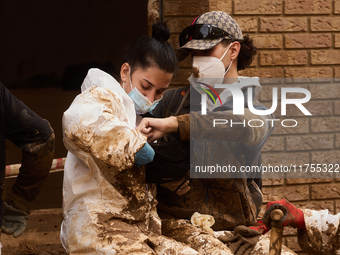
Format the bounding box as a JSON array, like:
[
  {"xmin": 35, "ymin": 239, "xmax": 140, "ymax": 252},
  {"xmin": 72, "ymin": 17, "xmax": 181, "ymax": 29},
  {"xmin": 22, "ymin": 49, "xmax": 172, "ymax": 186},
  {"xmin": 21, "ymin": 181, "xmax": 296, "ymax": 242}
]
[{"xmin": 192, "ymin": 42, "xmax": 234, "ymax": 88}]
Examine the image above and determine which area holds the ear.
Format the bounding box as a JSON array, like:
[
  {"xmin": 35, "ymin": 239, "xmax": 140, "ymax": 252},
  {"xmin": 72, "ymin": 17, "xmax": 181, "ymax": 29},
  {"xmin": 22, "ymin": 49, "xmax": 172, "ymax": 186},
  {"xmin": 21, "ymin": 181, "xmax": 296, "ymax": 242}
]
[
  {"xmin": 120, "ymin": 63, "xmax": 130, "ymax": 84},
  {"xmin": 230, "ymin": 41, "xmax": 241, "ymax": 61}
]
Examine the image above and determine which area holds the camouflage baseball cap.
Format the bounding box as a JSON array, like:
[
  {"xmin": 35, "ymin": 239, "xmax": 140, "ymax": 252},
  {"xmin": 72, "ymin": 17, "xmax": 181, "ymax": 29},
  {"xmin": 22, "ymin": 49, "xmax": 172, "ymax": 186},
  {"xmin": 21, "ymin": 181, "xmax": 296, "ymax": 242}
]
[{"xmin": 177, "ymin": 11, "xmax": 243, "ymax": 61}]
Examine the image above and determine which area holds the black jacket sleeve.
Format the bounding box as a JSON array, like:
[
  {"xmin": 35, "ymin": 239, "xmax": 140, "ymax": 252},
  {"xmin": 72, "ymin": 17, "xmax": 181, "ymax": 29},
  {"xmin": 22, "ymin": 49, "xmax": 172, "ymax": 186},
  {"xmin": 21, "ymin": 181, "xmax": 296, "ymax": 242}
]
[{"xmin": 1, "ymin": 82, "xmax": 55, "ymax": 213}]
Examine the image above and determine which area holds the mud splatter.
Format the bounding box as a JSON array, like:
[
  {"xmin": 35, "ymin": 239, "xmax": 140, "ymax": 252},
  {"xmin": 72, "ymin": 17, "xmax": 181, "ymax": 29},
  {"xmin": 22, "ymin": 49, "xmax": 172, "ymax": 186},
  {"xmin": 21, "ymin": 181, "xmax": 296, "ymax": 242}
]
[{"xmin": 192, "ymin": 66, "xmax": 200, "ymax": 78}]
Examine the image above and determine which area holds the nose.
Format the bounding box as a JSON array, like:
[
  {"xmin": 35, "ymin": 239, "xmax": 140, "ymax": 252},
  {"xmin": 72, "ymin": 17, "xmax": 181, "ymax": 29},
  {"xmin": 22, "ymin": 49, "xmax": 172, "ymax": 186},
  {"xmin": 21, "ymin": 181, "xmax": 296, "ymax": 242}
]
[{"xmin": 145, "ymin": 90, "xmax": 156, "ymax": 103}]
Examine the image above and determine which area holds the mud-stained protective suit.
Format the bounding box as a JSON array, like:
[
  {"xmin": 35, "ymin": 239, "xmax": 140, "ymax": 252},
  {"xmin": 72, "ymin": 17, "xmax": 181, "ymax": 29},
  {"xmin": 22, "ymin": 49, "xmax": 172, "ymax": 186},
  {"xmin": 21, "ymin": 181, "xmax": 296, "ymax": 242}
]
[
  {"xmin": 60, "ymin": 68, "xmax": 199, "ymax": 255},
  {"xmin": 297, "ymin": 209, "xmax": 340, "ymax": 254}
]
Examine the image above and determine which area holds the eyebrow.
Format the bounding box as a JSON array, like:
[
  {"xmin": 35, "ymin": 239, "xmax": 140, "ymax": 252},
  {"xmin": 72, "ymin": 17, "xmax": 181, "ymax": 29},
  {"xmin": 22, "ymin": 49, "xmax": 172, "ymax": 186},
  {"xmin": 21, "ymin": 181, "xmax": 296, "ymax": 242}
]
[{"xmin": 143, "ymin": 79, "xmax": 155, "ymax": 88}]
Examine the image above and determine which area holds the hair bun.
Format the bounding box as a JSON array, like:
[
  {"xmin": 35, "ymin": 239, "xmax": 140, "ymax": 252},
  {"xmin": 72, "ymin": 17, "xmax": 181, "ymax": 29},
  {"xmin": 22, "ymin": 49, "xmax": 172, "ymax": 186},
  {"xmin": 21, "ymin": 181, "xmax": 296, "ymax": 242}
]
[{"xmin": 152, "ymin": 22, "xmax": 171, "ymax": 42}]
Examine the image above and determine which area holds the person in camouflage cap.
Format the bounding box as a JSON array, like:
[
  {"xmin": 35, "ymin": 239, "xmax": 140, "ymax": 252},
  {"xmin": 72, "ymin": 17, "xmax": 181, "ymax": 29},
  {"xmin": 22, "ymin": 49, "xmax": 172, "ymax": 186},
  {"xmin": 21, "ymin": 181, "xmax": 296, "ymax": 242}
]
[{"xmin": 138, "ymin": 11, "xmax": 285, "ymax": 254}]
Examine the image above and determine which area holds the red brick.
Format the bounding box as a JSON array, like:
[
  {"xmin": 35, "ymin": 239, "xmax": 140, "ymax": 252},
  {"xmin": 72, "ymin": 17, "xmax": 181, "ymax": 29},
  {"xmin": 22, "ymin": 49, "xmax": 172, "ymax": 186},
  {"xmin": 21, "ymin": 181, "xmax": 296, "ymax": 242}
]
[
  {"xmin": 235, "ymin": 17, "xmax": 257, "ymax": 32},
  {"xmin": 262, "ymin": 152, "xmax": 309, "ymax": 166},
  {"xmin": 296, "ymin": 201, "xmax": 334, "ymax": 212},
  {"xmin": 335, "ymin": 199, "xmax": 340, "ymax": 214},
  {"xmin": 209, "ymin": 0, "xmax": 232, "ymax": 13},
  {"xmin": 312, "ymin": 183, "xmax": 340, "ymax": 199},
  {"xmin": 335, "ymin": 0, "xmax": 340, "ymax": 14},
  {"xmin": 309, "ymin": 83, "xmax": 340, "ymax": 99},
  {"xmin": 260, "ymin": 84, "xmax": 309, "ymax": 101},
  {"xmin": 262, "ymin": 178, "xmax": 284, "ymax": 186},
  {"xmin": 336, "ymin": 134, "xmax": 340, "ymax": 148},
  {"xmin": 271, "ymin": 118, "xmax": 309, "ymax": 134},
  {"xmin": 287, "ymin": 177, "xmax": 333, "ymax": 184},
  {"xmin": 239, "ymin": 68, "xmax": 284, "ymax": 78},
  {"xmin": 311, "ymin": 117, "xmax": 340, "ymax": 132},
  {"xmin": 285, "ymin": 67, "xmax": 332, "ymax": 78},
  {"xmin": 311, "ymin": 150, "xmax": 340, "ymax": 164},
  {"xmin": 297, "ymin": 201, "xmax": 335, "ymax": 219},
  {"xmin": 250, "ymin": 54, "xmax": 257, "ymax": 67},
  {"xmin": 260, "ymin": 51, "xmax": 307, "ymax": 66},
  {"xmin": 277, "ymin": 101, "xmax": 332, "ymax": 117},
  {"xmin": 285, "ymin": 0, "xmax": 332, "ymax": 14},
  {"xmin": 262, "ymin": 136, "xmax": 285, "ymax": 152},
  {"xmin": 166, "ymin": 17, "xmax": 196, "ymax": 33},
  {"xmin": 164, "ymin": 1, "xmax": 209, "ymax": 16},
  {"xmin": 311, "ymin": 50, "xmax": 340, "ymax": 65},
  {"xmin": 285, "ymin": 33, "xmax": 331, "ymax": 48},
  {"xmin": 262, "ymin": 185, "xmax": 309, "ymax": 202},
  {"xmin": 253, "ymin": 34, "xmax": 282, "ymax": 49},
  {"xmin": 335, "ymin": 101, "xmax": 340, "ymax": 115},
  {"xmin": 311, "ymin": 17, "xmax": 340, "ymax": 31},
  {"xmin": 234, "ymin": 0, "xmax": 282, "ymax": 15},
  {"xmin": 168, "ymin": 33, "xmax": 180, "ymax": 49},
  {"xmin": 336, "ymin": 67, "xmax": 340, "ymax": 78},
  {"xmin": 286, "ymin": 134, "xmax": 333, "ymax": 151},
  {"xmin": 335, "ymin": 34, "xmax": 340, "ymax": 48},
  {"xmin": 260, "ymin": 17, "xmax": 307, "ymax": 32}
]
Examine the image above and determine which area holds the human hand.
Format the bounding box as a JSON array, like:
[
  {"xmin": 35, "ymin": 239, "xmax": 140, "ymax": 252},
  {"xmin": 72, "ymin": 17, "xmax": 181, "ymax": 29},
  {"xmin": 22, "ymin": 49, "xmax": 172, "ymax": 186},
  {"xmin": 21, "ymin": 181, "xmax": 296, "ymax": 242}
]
[
  {"xmin": 160, "ymin": 177, "xmax": 190, "ymax": 196},
  {"xmin": 137, "ymin": 117, "xmax": 178, "ymax": 142},
  {"xmin": 263, "ymin": 199, "xmax": 305, "ymax": 230},
  {"xmin": 135, "ymin": 142, "xmax": 155, "ymax": 167},
  {"xmin": 217, "ymin": 225, "xmax": 261, "ymax": 255},
  {"xmin": 1, "ymin": 202, "xmax": 29, "ymax": 238}
]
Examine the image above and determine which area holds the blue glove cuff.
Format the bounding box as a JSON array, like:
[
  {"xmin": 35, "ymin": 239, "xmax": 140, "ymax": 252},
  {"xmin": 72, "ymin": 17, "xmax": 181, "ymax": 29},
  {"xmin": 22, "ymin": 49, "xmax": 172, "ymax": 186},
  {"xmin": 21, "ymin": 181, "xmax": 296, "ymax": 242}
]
[{"xmin": 135, "ymin": 142, "xmax": 155, "ymax": 167}]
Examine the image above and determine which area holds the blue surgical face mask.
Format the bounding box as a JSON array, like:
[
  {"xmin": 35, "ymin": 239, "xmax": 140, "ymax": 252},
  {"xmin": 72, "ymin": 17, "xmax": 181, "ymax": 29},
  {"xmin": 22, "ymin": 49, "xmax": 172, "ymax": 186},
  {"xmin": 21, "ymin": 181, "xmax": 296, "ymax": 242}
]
[{"xmin": 126, "ymin": 69, "xmax": 162, "ymax": 114}]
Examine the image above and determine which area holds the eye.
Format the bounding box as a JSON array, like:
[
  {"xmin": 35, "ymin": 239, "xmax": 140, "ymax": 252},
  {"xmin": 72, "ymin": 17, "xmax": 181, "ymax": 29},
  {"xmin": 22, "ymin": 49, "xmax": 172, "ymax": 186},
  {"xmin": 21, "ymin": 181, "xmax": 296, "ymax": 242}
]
[{"xmin": 141, "ymin": 83, "xmax": 151, "ymax": 90}]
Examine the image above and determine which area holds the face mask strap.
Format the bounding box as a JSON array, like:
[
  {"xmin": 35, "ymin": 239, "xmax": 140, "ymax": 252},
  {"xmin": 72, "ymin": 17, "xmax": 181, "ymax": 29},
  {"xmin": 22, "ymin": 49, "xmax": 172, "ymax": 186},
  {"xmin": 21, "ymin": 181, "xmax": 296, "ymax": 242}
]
[
  {"xmin": 224, "ymin": 59, "xmax": 233, "ymax": 76},
  {"xmin": 219, "ymin": 42, "xmax": 233, "ymax": 61}
]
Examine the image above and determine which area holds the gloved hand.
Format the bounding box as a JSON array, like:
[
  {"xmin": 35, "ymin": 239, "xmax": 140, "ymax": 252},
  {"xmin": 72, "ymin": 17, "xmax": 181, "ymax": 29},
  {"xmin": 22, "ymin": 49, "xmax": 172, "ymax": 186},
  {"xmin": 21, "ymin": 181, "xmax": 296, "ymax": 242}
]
[
  {"xmin": 263, "ymin": 199, "xmax": 305, "ymax": 230},
  {"xmin": 249, "ymin": 220, "xmax": 269, "ymax": 234},
  {"xmin": 217, "ymin": 225, "xmax": 261, "ymax": 255},
  {"xmin": 135, "ymin": 142, "xmax": 155, "ymax": 167},
  {"xmin": 1, "ymin": 202, "xmax": 29, "ymax": 238}
]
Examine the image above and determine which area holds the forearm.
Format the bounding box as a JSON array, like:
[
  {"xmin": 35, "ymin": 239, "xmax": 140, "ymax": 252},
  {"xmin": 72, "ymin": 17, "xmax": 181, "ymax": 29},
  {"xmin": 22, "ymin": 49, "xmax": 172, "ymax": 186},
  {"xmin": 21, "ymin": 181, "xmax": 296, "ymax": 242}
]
[
  {"xmin": 190, "ymin": 109, "xmax": 270, "ymax": 146},
  {"xmin": 5, "ymin": 132, "xmax": 54, "ymax": 213},
  {"xmin": 176, "ymin": 114, "xmax": 190, "ymax": 141},
  {"xmin": 3, "ymin": 86, "xmax": 55, "ymax": 213},
  {"xmin": 298, "ymin": 209, "xmax": 340, "ymax": 253}
]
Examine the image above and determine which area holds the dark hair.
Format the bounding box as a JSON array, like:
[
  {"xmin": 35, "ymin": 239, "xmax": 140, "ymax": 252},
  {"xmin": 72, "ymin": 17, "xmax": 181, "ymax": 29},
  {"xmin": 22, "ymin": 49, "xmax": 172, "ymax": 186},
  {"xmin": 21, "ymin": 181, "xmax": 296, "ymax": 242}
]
[
  {"xmin": 123, "ymin": 23, "xmax": 178, "ymax": 75},
  {"xmin": 222, "ymin": 35, "xmax": 257, "ymax": 71}
]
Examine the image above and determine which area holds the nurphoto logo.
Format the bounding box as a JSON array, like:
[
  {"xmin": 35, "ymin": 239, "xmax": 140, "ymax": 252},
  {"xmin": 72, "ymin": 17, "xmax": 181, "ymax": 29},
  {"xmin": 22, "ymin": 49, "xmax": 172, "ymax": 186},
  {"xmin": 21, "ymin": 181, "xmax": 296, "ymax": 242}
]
[{"xmin": 199, "ymin": 83, "xmax": 312, "ymax": 128}]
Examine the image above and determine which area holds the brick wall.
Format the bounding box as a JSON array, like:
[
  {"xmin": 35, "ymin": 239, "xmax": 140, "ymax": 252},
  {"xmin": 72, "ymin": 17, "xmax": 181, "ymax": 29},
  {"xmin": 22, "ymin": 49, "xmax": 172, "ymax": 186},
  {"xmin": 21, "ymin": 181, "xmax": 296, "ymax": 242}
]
[{"xmin": 150, "ymin": 0, "xmax": 340, "ymax": 253}]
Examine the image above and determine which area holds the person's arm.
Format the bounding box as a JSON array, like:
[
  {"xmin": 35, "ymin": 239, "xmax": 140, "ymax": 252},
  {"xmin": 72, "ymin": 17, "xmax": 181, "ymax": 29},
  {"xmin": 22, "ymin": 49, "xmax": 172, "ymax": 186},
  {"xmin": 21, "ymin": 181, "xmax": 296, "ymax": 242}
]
[
  {"xmin": 263, "ymin": 199, "xmax": 340, "ymax": 253},
  {"xmin": 188, "ymin": 109, "xmax": 271, "ymax": 146},
  {"xmin": 298, "ymin": 209, "xmax": 340, "ymax": 253},
  {"xmin": 139, "ymin": 108, "xmax": 271, "ymax": 146},
  {"xmin": 63, "ymin": 86, "xmax": 148, "ymax": 171},
  {"xmin": 2, "ymin": 83, "xmax": 55, "ymax": 214}
]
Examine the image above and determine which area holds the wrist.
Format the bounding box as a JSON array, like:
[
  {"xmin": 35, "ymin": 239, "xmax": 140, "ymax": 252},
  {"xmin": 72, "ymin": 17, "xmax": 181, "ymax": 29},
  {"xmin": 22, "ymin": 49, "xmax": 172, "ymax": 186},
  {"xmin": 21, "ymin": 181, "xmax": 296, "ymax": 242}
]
[
  {"xmin": 167, "ymin": 116, "xmax": 179, "ymax": 133},
  {"xmin": 296, "ymin": 208, "xmax": 306, "ymax": 229}
]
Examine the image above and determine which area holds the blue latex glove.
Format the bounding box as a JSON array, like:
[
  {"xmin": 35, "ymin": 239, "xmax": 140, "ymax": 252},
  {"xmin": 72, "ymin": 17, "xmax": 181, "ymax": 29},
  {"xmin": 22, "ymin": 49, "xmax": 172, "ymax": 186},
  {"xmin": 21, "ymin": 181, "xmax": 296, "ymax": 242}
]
[
  {"xmin": 1, "ymin": 202, "xmax": 29, "ymax": 238},
  {"xmin": 135, "ymin": 142, "xmax": 155, "ymax": 167}
]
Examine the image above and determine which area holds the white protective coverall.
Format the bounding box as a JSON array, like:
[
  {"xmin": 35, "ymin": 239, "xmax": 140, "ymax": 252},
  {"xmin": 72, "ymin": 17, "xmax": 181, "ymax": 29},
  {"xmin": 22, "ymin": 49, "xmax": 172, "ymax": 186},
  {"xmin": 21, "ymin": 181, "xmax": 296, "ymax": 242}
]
[
  {"xmin": 297, "ymin": 209, "xmax": 340, "ymax": 254},
  {"xmin": 60, "ymin": 68, "xmax": 198, "ymax": 255}
]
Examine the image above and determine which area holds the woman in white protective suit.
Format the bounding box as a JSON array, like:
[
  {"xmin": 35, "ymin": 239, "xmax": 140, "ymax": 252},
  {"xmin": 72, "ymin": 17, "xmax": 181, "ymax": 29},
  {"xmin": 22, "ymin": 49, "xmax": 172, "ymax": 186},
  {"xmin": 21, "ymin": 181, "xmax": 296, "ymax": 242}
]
[{"xmin": 60, "ymin": 23, "xmax": 199, "ymax": 254}]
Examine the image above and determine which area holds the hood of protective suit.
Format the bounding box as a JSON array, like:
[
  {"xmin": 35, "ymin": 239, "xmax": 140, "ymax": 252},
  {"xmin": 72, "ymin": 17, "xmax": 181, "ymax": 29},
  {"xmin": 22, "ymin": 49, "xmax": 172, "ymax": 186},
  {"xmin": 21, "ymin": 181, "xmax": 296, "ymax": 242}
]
[
  {"xmin": 80, "ymin": 68, "xmax": 136, "ymax": 128},
  {"xmin": 189, "ymin": 74, "xmax": 262, "ymax": 111}
]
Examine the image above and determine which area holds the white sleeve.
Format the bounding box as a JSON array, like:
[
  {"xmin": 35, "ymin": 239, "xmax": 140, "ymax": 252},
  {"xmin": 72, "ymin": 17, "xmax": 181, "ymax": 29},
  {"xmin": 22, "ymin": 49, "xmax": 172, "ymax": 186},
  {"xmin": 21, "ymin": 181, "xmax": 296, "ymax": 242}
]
[
  {"xmin": 300, "ymin": 209, "xmax": 340, "ymax": 253},
  {"xmin": 63, "ymin": 86, "xmax": 146, "ymax": 171}
]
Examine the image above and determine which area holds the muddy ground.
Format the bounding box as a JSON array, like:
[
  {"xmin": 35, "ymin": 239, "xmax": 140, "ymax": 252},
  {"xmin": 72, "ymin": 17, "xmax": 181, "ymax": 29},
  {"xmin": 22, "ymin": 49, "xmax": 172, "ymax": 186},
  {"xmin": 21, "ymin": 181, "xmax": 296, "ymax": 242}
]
[{"xmin": 3, "ymin": 172, "xmax": 65, "ymax": 255}]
